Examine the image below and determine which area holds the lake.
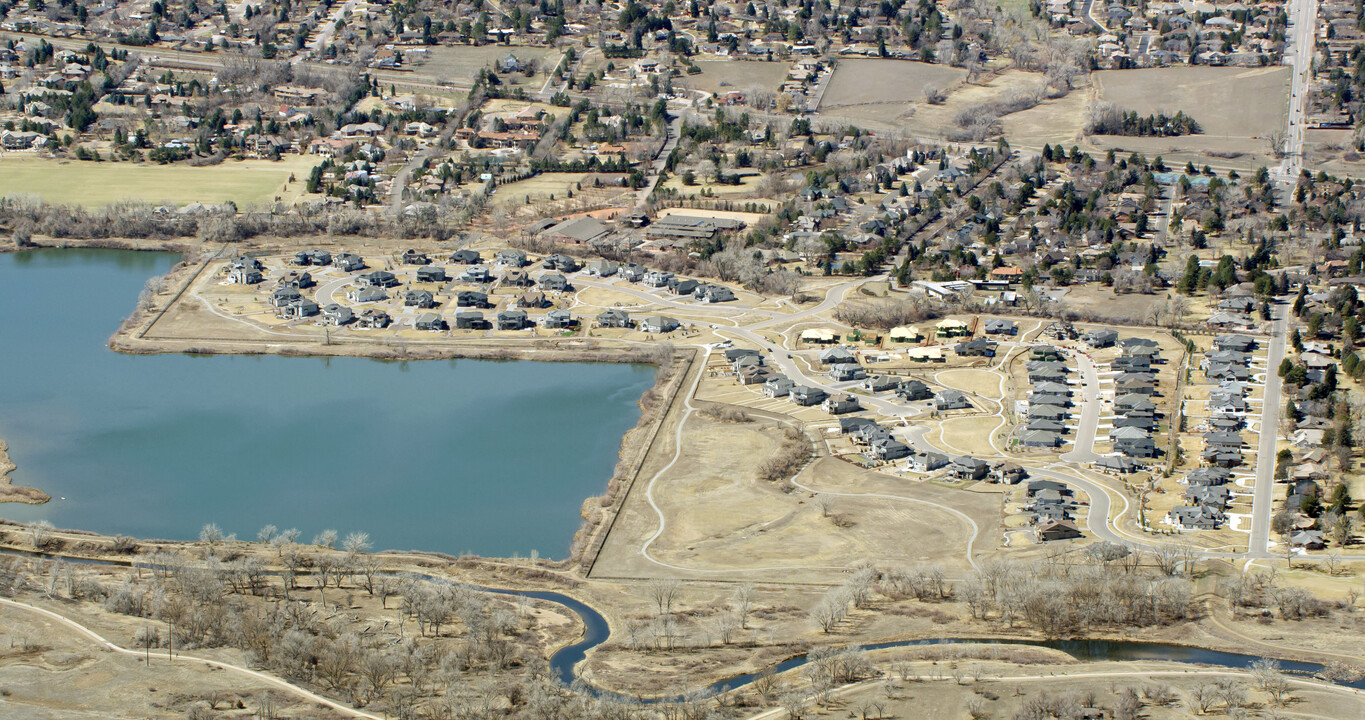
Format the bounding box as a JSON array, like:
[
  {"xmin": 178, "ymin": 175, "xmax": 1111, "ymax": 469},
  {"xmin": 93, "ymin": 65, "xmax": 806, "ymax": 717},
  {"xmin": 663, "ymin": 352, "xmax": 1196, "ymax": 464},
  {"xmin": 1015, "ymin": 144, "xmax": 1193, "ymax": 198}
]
[{"xmin": 0, "ymin": 249, "xmax": 656, "ymax": 557}]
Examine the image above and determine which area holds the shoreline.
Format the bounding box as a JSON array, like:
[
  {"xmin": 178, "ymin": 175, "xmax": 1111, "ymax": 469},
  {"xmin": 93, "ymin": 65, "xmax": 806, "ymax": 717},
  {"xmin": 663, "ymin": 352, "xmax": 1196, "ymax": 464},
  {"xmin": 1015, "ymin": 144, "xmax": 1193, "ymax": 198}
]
[{"xmin": 0, "ymin": 440, "xmax": 51, "ymax": 506}]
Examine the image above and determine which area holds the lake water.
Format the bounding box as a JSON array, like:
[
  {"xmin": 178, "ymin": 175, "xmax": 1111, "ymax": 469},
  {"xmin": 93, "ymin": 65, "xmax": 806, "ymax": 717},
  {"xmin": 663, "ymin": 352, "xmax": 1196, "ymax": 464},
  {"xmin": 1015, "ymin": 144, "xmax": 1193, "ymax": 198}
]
[{"xmin": 0, "ymin": 249, "xmax": 656, "ymax": 557}]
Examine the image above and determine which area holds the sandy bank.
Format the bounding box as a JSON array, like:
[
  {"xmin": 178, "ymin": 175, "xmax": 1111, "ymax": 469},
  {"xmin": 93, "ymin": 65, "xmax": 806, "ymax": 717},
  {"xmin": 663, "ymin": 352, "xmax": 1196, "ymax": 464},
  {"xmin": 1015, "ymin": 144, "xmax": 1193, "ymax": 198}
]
[{"xmin": 0, "ymin": 440, "xmax": 51, "ymax": 505}]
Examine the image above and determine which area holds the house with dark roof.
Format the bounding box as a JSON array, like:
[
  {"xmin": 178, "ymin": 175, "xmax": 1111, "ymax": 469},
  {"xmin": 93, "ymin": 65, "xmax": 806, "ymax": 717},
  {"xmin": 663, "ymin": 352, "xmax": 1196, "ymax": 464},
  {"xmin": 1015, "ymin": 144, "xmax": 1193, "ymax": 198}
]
[
  {"xmin": 790, "ymin": 386, "xmax": 829, "ymax": 406},
  {"xmin": 457, "ymin": 290, "xmax": 490, "ymax": 308},
  {"xmin": 896, "ymin": 379, "xmax": 933, "ymax": 401},
  {"xmin": 450, "ymin": 249, "xmax": 481, "ymax": 264},
  {"xmin": 828, "ymin": 363, "xmax": 867, "ymax": 382},
  {"xmin": 497, "ymin": 309, "xmax": 528, "ymax": 330},
  {"xmin": 597, "ymin": 308, "xmax": 633, "ymax": 328},
  {"xmin": 1036, "ymin": 518, "xmax": 1082, "ymax": 542},
  {"xmin": 454, "ymin": 311, "xmax": 485, "ymax": 329},
  {"xmin": 949, "ymin": 456, "xmax": 989, "ymax": 480},
  {"xmin": 416, "ymin": 266, "xmax": 447, "ymax": 283}
]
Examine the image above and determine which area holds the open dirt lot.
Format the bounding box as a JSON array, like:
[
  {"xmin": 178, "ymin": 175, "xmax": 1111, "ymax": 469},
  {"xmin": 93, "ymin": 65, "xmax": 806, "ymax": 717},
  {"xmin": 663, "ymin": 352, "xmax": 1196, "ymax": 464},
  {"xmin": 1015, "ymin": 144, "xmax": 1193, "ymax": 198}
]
[
  {"xmin": 818, "ymin": 60, "xmax": 967, "ymax": 108},
  {"xmin": 591, "ymin": 399, "xmax": 997, "ymax": 583},
  {"xmin": 1084, "ymin": 67, "xmax": 1290, "ymax": 169},
  {"xmin": 683, "ymin": 60, "xmax": 790, "ymax": 96},
  {"xmin": 0, "ymin": 155, "xmax": 320, "ymax": 208}
]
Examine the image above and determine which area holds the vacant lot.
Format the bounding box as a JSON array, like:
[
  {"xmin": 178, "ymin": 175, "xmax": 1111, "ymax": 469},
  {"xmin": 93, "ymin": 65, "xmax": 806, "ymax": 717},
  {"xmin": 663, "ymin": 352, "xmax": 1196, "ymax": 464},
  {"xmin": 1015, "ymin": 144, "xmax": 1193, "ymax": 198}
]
[
  {"xmin": 0, "ymin": 155, "xmax": 319, "ymax": 207},
  {"xmin": 1082, "ymin": 67, "xmax": 1290, "ymax": 168},
  {"xmin": 418, "ymin": 45, "xmax": 563, "ymax": 83},
  {"xmin": 490, "ymin": 172, "xmax": 594, "ymax": 207},
  {"xmin": 683, "ymin": 60, "xmax": 790, "ymax": 96},
  {"xmin": 819, "ymin": 59, "xmax": 966, "ymax": 108}
]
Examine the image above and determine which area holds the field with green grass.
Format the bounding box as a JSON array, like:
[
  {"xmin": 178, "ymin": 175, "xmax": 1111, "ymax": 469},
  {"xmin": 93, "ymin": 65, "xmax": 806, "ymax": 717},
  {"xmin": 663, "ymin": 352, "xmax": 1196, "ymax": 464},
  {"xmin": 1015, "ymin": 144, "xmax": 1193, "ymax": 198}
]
[{"xmin": 0, "ymin": 155, "xmax": 320, "ymax": 207}]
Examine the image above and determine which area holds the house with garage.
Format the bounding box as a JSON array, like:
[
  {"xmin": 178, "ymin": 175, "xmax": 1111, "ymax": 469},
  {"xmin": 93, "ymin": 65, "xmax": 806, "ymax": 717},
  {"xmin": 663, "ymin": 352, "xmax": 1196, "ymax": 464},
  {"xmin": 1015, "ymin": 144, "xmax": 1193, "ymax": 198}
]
[
  {"xmin": 586, "ymin": 259, "xmax": 619, "ymax": 277},
  {"xmin": 641, "ymin": 316, "xmax": 680, "ymax": 333},
  {"xmin": 828, "ymin": 363, "xmax": 867, "ymax": 382},
  {"xmin": 1036, "ymin": 518, "xmax": 1082, "ymax": 542},
  {"xmin": 496, "ymin": 248, "xmax": 528, "ymax": 267},
  {"xmin": 1095, "ymin": 455, "xmax": 1142, "ymax": 474},
  {"xmin": 935, "ymin": 318, "xmax": 971, "ymax": 337},
  {"xmin": 283, "ymin": 297, "xmax": 320, "ymax": 318},
  {"xmin": 869, "ymin": 438, "xmax": 911, "ymax": 460},
  {"xmin": 984, "ymin": 318, "xmax": 1017, "ymax": 335},
  {"xmin": 333, "ymin": 253, "xmax": 366, "ymax": 272},
  {"xmin": 416, "ymin": 266, "xmax": 447, "ymax": 283},
  {"xmin": 1113, "ymin": 427, "xmax": 1158, "ymax": 457},
  {"xmin": 897, "ymin": 379, "xmax": 933, "ymax": 401},
  {"xmin": 823, "ymin": 393, "xmax": 861, "ymax": 414},
  {"xmin": 1082, "ymin": 328, "xmax": 1119, "ymax": 348},
  {"xmin": 457, "ymin": 290, "xmax": 490, "ymax": 308},
  {"xmin": 451, "ymin": 249, "xmax": 482, "ymax": 264},
  {"xmin": 347, "ymin": 286, "xmax": 388, "ymax": 303},
  {"xmin": 542, "ymin": 309, "xmax": 575, "ymax": 329},
  {"xmin": 620, "ymin": 263, "xmax": 647, "ymax": 282},
  {"xmin": 1214, "ymin": 334, "xmax": 1256, "ymax": 353},
  {"xmin": 542, "ymin": 254, "xmax": 581, "ymax": 272},
  {"xmin": 497, "ymin": 309, "xmax": 528, "ymax": 330},
  {"xmin": 403, "ymin": 289, "xmax": 438, "ymax": 308},
  {"xmin": 402, "ymin": 249, "xmax": 430, "ymax": 265},
  {"xmin": 862, "ymin": 375, "xmax": 899, "ymax": 393},
  {"xmin": 695, "ymin": 284, "xmax": 738, "ymax": 303},
  {"xmin": 1168, "ymin": 505, "xmax": 1225, "ymax": 530},
  {"xmin": 517, "ymin": 290, "xmax": 547, "ymax": 309},
  {"xmin": 955, "ymin": 337, "xmax": 997, "ymax": 357},
  {"xmin": 790, "ymin": 386, "xmax": 829, "ymax": 406},
  {"xmin": 358, "ymin": 270, "xmax": 399, "ymax": 288},
  {"xmin": 763, "ymin": 377, "xmax": 795, "ymax": 398},
  {"xmin": 461, "ymin": 265, "xmax": 491, "ymax": 283},
  {"xmin": 322, "ymin": 304, "xmax": 354, "ymax": 325},
  {"xmin": 539, "ymin": 272, "xmax": 571, "ymax": 292},
  {"xmin": 455, "ymin": 311, "xmax": 485, "ymax": 329},
  {"xmin": 357, "ymin": 309, "xmax": 391, "ymax": 328},
  {"xmin": 1018, "ymin": 430, "xmax": 1063, "ymax": 448},
  {"xmin": 934, "ymin": 389, "xmax": 971, "ymax": 411},
  {"xmin": 908, "ymin": 451, "xmax": 950, "ymax": 472},
  {"xmin": 597, "ymin": 308, "xmax": 633, "ymax": 328},
  {"xmin": 414, "ymin": 312, "xmax": 447, "ymax": 331},
  {"xmin": 949, "ymin": 456, "xmax": 989, "ymax": 480},
  {"xmin": 819, "ymin": 346, "xmax": 858, "ymax": 365}
]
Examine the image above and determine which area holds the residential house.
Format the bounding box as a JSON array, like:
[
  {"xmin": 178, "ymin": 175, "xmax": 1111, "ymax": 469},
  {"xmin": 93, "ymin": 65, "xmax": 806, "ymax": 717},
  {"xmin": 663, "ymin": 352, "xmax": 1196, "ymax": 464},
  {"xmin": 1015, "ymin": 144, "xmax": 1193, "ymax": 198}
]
[
  {"xmin": 641, "ymin": 316, "xmax": 680, "ymax": 333},
  {"xmin": 454, "ymin": 311, "xmax": 486, "ymax": 329},
  {"xmin": 404, "ymin": 289, "xmax": 437, "ymax": 308},
  {"xmin": 763, "ymin": 377, "xmax": 796, "ymax": 398},
  {"xmin": 949, "ymin": 456, "xmax": 989, "ymax": 480},
  {"xmin": 451, "ymin": 249, "xmax": 482, "ymax": 264},
  {"xmin": 597, "ymin": 308, "xmax": 633, "ymax": 328},
  {"xmin": 322, "ymin": 304, "xmax": 354, "ymax": 325},
  {"xmin": 896, "ymin": 379, "xmax": 933, "ymax": 401},
  {"xmin": 790, "ymin": 386, "xmax": 829, "ymax": 406},
  {"xmin": 908, "ymin": 451, "xmax": 950, "ymax": 472},
  {"xmin": 347, "ymin": 286, "xmax": 388, "ymax": 303},
  {"xmin": 542, "ymin": 309, "xmax": 575, "ymax": 329},
  {"xmin": 414, "ymin": 312, "xmax": 447, "ymax": 331},
  {"xmin": 828, "ymin": 363, "xmax": 867, "ymax": 382},
  {"xmin": 1083, "ymin": 328, "xmax": 1119, "ymax": 348},
  {"xmin": 823, "ymin": 393, "xmax": 861, "ymax": 414},
  {"xmin": 416, "ymin": 266, "xmax": 447, "ymax": 283},
  {"xmin": 935, "ymin": 389, "xmax": 971, "ymax": 411},
  {"xmin": 1036, "ymin": 518, "xmax": 1083, "ymax": 541},
  {"xmin": 984, "ymin": 319, "xmax": 1018, "ymax": 335},
  {"xmin": 358, "ymin": 270, "xmax": 398, "ymax": 287},
  {"xmin": 457, "ymin": 290, "xmax": 490, "ymax": 308},
  {"xmin": 497, "ymin": 309, "xmax": 529, "ymax": 330}
]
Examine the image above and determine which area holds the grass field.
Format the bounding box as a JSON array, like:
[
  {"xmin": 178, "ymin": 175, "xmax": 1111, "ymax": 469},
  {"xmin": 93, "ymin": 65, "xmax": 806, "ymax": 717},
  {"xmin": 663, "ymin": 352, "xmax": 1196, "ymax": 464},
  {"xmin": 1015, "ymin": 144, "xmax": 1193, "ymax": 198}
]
[
  {"xmin": 682, "ymin": 60, "xmax": 790, "ymax": 96},
  {"xmin": 0, "ymin": 155, "xmax": 321, "ymax": 207},
  {"xmin": 417, "ymin": 45, "xmax": 563, "ymax": 85},
  {"xmin": 489, "ymin": 172, "xmax": 593, "ymax": 207},
  {"xmin": 819, "ymin": 59, "xmax": 966, "ymax": 108}
]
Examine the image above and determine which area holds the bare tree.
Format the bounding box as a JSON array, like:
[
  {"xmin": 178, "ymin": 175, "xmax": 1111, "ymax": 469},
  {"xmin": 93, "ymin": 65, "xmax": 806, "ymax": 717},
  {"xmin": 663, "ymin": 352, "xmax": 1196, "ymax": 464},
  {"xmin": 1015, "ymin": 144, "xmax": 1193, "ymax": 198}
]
[
  {"xmin": 648, "ymin": 579, "xmax": 680, "ymax": 616},
  {"xmin": 732, "ymin": 583, "xmax": 756, "ymax": 628}
]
